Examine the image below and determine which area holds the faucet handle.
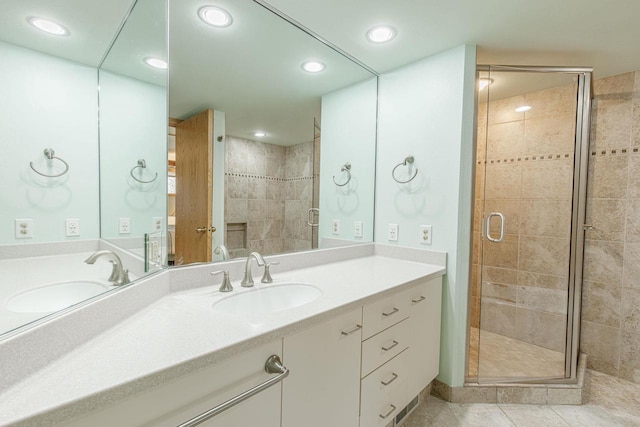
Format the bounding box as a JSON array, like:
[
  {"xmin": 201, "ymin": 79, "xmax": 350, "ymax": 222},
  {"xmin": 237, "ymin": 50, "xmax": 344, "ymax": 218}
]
[
  {"xmin": 211, "ymin": 270, "xmax": 233, "ymax": 292},
  {"xmin": 261, "ymin": 261, "xmax": 280, "ymax": 284}
]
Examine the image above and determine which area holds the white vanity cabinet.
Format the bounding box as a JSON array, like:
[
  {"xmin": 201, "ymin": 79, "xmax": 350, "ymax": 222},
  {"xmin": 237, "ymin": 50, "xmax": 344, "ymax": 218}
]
[
  {"xmin": 62, "ymin": 341, "xmax": 283, "ymax": 427},
  {"xmin": 281, "ymin": 308, "xmax": 363, "ymax": 427}
]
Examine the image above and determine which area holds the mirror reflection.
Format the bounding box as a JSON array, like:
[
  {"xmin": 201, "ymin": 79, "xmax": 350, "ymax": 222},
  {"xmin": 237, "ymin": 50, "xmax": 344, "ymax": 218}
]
[
  {"xmin": 168, "ymin": 0, "xmax": 378, "ymax": 265},
  {"xmin": 0, "ymin": 0, "xmax": 165, "ymax": 337}
]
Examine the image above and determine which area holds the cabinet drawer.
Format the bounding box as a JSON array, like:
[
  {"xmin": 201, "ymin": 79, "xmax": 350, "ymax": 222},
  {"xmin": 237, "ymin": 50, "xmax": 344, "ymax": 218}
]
[
  {"xmin": 361, "ymin": 318, "xmax": 410, "ymax": 377},
  {"xmin": 360, "ymin": 350, "xmax": 410, "ymax": 427},
  {"xmin": 362, "ymin": 289, "xmax": 411, "ymax": 339}
]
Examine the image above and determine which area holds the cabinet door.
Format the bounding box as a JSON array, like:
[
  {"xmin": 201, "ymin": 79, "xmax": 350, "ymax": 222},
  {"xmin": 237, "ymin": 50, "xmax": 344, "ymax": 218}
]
[
  {"xmin": 282, "ymin": 308, "xmax": 363, "ymax": 427},
  {"xmin": 62, "ymin": 341, "xmax": 282, "ymax": 427},
  {"xmin": 407, "ymin": 277, "xmax": 443, "ymax": 398}
]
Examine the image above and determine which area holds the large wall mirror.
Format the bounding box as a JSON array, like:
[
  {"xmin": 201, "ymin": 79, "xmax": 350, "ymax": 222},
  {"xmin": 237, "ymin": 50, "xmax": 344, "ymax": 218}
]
[{"xmin": 168, "ymin": 0, "xmax": 378, "ymax": 265}]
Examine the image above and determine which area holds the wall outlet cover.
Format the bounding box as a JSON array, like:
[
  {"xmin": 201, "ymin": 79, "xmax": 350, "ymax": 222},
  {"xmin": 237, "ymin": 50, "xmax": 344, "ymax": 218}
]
[
  {"xmin": 354, "ymin": 221, "xmax": 363, "ymax": 238},
  {"xmin": 15, "ymin": 219, "xmax": 33, "ymax": 239},
  {"xmin": 332, "ymin": 219, "xmax": 341, "ymax": 235},
  {"xmin": 152, "ymin": 217, "xmax": 163, "ymax": 232},
  {"xmin": 420, "ymin": 225, "xmax": 432, "ymax": 245},
  {"xmin": 388, "ymin": 223, "xmax": 399, "ymax": 242},
  {"xmin": 65, "ymin": 219, "xmax": 80, "ymax": 237},
  {"xmin": 119, "ymin": 218, "xmax": 131, "ymax": 234}
]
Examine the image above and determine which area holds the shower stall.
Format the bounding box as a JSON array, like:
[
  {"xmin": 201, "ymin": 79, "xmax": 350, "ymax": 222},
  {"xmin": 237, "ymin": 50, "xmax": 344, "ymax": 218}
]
[{"xmin": 467, "ymin": 65, "xmax": 592, "ymax": 384}]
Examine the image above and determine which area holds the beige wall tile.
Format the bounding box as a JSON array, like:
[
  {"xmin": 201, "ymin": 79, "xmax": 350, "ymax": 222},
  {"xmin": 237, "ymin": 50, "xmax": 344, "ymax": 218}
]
[
  {"xmin": 524, "ymin": 114, "xmax": 576, "ymax": 155},
  {"xmin": 632, "ymin": 71, "xmax": 640, "ymax": 147},
  {"xmin": 450, "ymin": 386, "xmax": 498, "ymax": 403},
  {"xmin": 525, "ymin": 83, "xmax": 577, "ymax": 119},
  {"xmin": 628, "ymin": 156, "xmax": 640, "ymax": 199},
  {"xmin": 623, "ymin": 243, "xmax": 640, "ymax": 289},
  {"xmin": 585, "ymin": 198, "xmax": 626, "ymax": 241},
  {"xmin": 485, "ymin": 163, "xmax": 521, "ymax": 199},
  {"xmin": 594, "ymin": 72, "xmax": 634, "ymax": 96},
  {"xmin": 482, "ymin": 282, "xmax": 517, "ymax": 303},
  {"xmin": 517, "ymin": 271, "xmax": 567, "ymax": 291},
  {"xmin": 496, "ymin": 387, "xmax": 547, "ymax": 404},
  {"xmin": 480, "ymin": 299, "xmax": 516, "ymax": 337},
  {"xmin": 488, "ymin": 95, "xmax": 526, "ymax": 125},
  {"xmin": 587, "ymin": 155, "xmax": 629, "ymax": 198},
  {"xmin": 581, "ymin": 280, "xmax": 622, "ymax": 328},
  {"xmin": 619, "ymin": 327, "xmax": 640, "ymax": 384},
  {"xmin": 514, "ymin": 307, "xmax": 566, "ymax": 352},
  {"xmin": 483, "ymin": 266, "xmax": 519, "ymax": 286},
  {"xmin": 224, "ymin": 199, "xmax": 248, "ymax": 222},
  {"xmin": 516, "ymin": 286, "xmax": 568, "ymax": 315},
  {"xmin": 521, "ymin": 159, "xmax": 573, "ymax": 200},
  {"xmin": 487, "ymin": 121, "xmax": 524, "ymax": 159},
  {"xmin": 583, "ymin": 240, "xmax": 624, "ymax": 284},
  {"xmin": 622, "ymin": 287, "xmax": 640, "ymax": 331},
  {"xmin": 590, "ymin": 97, "xmax": 633, "ymax": 150},
  {"xmin": 518, "ymin": 236, "xmax": 570, "ymax": 277},
  {"xmin": 484, "ymin": 199, "xmax": 520, "ymax": 235},
  {"xmin": 581, "ymin": 320, "xmax": 621, "ymax": 376},
  {"xmin": 520, "ymin": 199, "xmax": 572, "ymax": 238},
  {"xmin": 483, "ymin": 234, "xmax": 518, "ymax": 269},
  {"xmin": 625, "ymin": 199, "xmax": 640, "ymax": 242},
  {"xmin": 546, "ymin": 388, "xmax": 583, "ymax": 405}
]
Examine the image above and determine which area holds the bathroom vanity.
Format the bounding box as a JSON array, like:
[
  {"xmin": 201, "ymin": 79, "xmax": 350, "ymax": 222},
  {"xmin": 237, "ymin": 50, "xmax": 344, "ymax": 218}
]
[{"xmin": 0, "ymin": 245, "xmax": 445, "ymax": 426}]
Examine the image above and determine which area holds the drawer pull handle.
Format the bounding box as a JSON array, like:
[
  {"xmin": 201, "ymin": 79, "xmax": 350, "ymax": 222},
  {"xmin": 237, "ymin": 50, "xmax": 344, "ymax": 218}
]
[
  {"xmin": 379, "ymin": 404, "xmax": 397, "ymax": 419},
  {"xmin": 382, "ymin": 307, "xmax": 399, "ymax": 317},
  {"xmin": 381, "ymin": 372, "xmax": 398, "ymax": 386},
  {"xmin": 381, "ymin": 340, "xmax": 399, "ymax": 351},
  {"xmin": 412, "ymin": 296, "xmax": 426, "ymax": 303},
  {"xmin": 341, "ymin": 324, "xmax": 362, "ymax": 336}
]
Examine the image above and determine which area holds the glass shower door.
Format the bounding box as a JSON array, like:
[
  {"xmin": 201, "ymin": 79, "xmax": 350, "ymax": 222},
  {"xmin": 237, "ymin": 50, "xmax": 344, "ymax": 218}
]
[{"xmin": 470, "ymin": 67, "xmax": 588, "ymax": 383}]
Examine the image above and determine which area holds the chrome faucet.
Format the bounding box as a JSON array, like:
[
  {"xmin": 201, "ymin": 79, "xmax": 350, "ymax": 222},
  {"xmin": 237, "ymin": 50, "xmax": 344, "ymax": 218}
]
[
  {"xmin": 241, "ymin": 252, "xmax": 265, "ymax": 287},
  {"xmin": 214, "ymin": 244, "xmax": 230, "ymax": 260},
  {"xmin": 84, "ymin": 250, "xmax": 130, "ymax": 286}
]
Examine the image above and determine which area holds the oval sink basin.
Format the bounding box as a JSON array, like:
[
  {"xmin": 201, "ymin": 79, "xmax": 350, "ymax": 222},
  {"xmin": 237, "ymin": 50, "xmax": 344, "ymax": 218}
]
[
  {"xmin": 212, "ymin": 283, "xmax": 322, "ymax": 315},
  {"xmin": 7, "ymin": 281, "xmax": 111, "ymax": 313}
]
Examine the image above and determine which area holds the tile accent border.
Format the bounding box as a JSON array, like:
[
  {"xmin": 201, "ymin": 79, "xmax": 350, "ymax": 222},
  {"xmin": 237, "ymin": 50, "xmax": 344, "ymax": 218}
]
[
  {"xmin": 433, "ymin": 353, "xmax": 587, "ymax": 405},
  {"xmin": 224, "ymin": 172, "xmax": 314, "ymax": 182},
  {"xmin": 477, "ymin": 152, "xmax": 573, "ymax": 165}
]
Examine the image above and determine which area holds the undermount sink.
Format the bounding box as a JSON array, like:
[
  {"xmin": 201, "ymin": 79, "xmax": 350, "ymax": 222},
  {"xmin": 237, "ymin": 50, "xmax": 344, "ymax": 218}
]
[
  {"xmin": 7, "ymin": 281, "xmax": 111, "ymax": 313},
  {"xmin": 212, "ymin": 283, "xmax": 322, "ymax": 315}
]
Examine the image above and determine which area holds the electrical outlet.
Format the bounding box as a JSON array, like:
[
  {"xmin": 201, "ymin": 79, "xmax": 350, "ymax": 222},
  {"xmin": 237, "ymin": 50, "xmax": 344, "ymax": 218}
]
[
  {"xmin": 15, "ymin": 219, "xmax": 33, "ymax": 239},
  {"xmin": 388, "ymin": 223, "xmax": 399, "ymax": 242},
  {"xmin": 151, "ymin": 240, "xmax": 160, "ymax": 263},
  {"xmin": 354, "ymin": 221, "xmax": 363, "ymax": 238},
  {"xmin": 420, "ymin": 225, "xmax": 432, "ymax": 245},
  {"xmin": 152, "ymin": 217, "xmax": 163, "ymax": 232},
  {"xmin": 66, "ymin": 219, "xmax": 80, "ymax": 237},
  {"xmin": 331, "ymin": 219, "xmax": 340, "ymax": 235},
  {"xmin": 119, "ymin": 218, "xmax": 131, "ymax": 234}
]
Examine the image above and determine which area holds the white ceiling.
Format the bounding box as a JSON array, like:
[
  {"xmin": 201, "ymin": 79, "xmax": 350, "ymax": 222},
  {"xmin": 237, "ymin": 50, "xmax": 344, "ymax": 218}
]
[
  {"xmin": 4, "ymin": 0, "xmax": 640, "ymax": 145},
  {"xmin": 265, "ymin": 0, "xmax": 640, "ymax": 80}
]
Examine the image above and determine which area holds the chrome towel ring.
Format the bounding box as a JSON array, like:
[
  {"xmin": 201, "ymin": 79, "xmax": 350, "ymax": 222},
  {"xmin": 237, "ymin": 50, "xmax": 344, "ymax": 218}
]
[
  {"xmin": 29, "ymin": 148, "xmax": 69, "ymax": 178},
  {"xmin": 392, "ymin": 155, "xmax": 418, "ymax": 184},
  {"xmin": 333, "ymin": 162, "xmax": 352, "ymax": 187},
  {"xmin": 130, "ymin": 159, "xmax": 158, "ymax": 183}
]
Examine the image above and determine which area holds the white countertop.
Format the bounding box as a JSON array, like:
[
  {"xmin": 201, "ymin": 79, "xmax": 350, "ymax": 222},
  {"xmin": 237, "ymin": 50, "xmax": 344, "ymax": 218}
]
[{"xmin": 0, "ymin": 253, "xmax": 445, "ymax": 425}]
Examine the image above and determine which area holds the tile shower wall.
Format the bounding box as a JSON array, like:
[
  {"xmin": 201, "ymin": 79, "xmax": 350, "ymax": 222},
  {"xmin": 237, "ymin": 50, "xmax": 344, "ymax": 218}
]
[
  {"xmin": 580, "ymin": 71, "xmax": 640, "ymax": 384},
  {"xmin": 471, "ymin": 83, "xmax": 577, "ymax": 354},
  {"xmin": 224, "ymin": 136, "xmax": 313, "ymax": 258}
]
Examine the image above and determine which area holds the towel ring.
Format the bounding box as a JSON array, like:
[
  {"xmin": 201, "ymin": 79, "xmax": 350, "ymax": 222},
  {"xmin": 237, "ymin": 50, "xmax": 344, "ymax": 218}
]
[
  {"xmin": 130, "ymin": 159, "xmax": 158, "ymax": 183},
  {"xmin": 29, "ymin": 148, "xmax": 69, "ymax": 178},
  {"xmin": 332, "ymin": 162, "xmax": 352, "ymax": 187},
  {"xmin": 392, "ymin": 155, "xmax": 418, "ymax": 184}
]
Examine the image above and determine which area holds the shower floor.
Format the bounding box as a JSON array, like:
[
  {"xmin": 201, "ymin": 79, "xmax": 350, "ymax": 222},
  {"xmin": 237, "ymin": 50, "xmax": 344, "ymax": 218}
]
[{"xmin": 467, "ymin": 327, "xmax": 565, "ymax": 382}]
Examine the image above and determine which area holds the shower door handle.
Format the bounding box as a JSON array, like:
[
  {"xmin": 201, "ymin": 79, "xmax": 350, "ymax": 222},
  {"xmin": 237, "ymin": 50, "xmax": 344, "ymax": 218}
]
[
  {"xmin": 485, "ymin": 212, "xmax": 505, "ymax": 243},
  {"xmin": 307, "ymin": 208, "xmax": 319, "ymax": 227}
]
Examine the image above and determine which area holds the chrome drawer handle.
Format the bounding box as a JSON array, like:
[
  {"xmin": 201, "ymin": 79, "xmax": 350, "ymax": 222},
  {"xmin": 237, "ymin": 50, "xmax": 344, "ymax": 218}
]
[
  {"xmin": 381, "ymin": 372, "xmax": 398, "ymax": 386},
  {"xmin": 381, "ymin": 340, "xmax": 399, "ymax": 351},
  {"xmin": 379, "ymin": 404, "xmax": 397, "ymax": 419},
  {"xmin": 412, "ymin": 296, "xmax": 426, "ymax": 303},
  {"xmin": 341, "ymin": 324, "xmax": 362, "ymax": 336},
  {"xmin": 382, "ymin": 307, "xmax": 399, "ymax": 317}
]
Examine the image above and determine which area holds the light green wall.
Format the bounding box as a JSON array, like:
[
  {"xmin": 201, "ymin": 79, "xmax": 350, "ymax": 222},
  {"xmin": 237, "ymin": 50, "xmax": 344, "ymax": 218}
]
[
  {"xmin": 0, "ymin": 41, "xmax": 100, "ymax": 244},
  {"xmin": 98, "ymin": 70, "xmax": 167, "ymax": 241},
  {"xmin": 319, "ymin": 77, "xmax": 378, "ymax": 245},
  {"xmin": 375, "ymin": 45, "xmax": 476, "ymax": 386}
]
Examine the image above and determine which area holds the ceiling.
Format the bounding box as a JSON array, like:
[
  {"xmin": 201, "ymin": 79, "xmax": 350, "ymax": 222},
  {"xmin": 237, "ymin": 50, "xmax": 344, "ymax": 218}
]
[{"xmin": 3, "ymin": 0, "xmax": 640, "ymax": 145}]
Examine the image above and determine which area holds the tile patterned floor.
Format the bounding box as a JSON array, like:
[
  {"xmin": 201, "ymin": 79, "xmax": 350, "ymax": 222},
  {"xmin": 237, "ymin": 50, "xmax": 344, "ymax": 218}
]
[
  {"xmin": 403, "ymin": 370, "xmax": 640, "ymax": 426},
  {"xmin": 467, "ymin": 327, "xmax": 565, "ymax": 380}
]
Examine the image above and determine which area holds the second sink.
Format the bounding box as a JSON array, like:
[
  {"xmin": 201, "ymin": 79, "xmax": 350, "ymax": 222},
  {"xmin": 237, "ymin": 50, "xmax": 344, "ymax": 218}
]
[{"xmin": 212, "ymin": 283, "xmax": 322, "ymax": 315}]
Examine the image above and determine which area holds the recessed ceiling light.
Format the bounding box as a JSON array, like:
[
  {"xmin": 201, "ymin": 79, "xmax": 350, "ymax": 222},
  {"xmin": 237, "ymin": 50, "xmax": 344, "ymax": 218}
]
[
  {"xmin": 27, "ymin": 17, "xmax": 69, "ymax": 36},
  {"xmin": 254, "ymin": 131, "xmax": 267, "ymax": 137},
  {"xmin": 144, "ymin": 57, "xmax": 168, "ymax": 70},
  {"xmin": 366, "ymin": 26, "xmax": 396, "ymax": 43},
  {"xmin": 515, "ymin": 105, "xmax": 532, "ymax": 113},
  {"xmin": 198, "ymin": 6, "xmax": 233, "ymax": 28},
  {"xmin": 478, "ymin": 78, "xmax": 493, "ymax": 91},
  {"xmin": 302, "ymin": 61, "xmax": 325, "ymax": 73}
]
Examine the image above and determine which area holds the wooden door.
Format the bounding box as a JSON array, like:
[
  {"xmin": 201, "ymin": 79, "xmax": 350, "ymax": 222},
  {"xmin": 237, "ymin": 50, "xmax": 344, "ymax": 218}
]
[{"xmin": 175, "ymin": 109, "xmax": 214, "ymax": 264}]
